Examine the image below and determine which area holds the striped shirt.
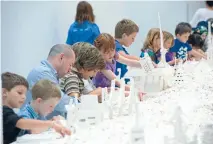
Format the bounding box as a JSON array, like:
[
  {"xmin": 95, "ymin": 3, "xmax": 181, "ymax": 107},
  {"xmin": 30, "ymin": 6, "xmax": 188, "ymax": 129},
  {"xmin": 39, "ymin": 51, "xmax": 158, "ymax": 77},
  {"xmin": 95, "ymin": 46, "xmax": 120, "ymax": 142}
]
[{"xmin": 60, "ymin": 68, "xmax": 85, "ymax": 96}]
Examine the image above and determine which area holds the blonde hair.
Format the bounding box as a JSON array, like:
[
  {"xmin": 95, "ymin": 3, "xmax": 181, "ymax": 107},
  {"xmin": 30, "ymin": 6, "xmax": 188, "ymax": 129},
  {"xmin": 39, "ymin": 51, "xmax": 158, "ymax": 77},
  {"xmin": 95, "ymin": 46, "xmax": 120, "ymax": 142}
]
[
  {"xmin": 163, "ymin": 31, "xmax": 174, "ymax": 47},
  {"xmin": 142, "ymin": 28, "xmax": 160, "ymax": 51},
  {"xmin": 32, "ymin": 79, "xmax": 61, "ymax": 100},
  {"xmin": 115, "ymin": 19, "xmax": 139, "ymax": 38}
]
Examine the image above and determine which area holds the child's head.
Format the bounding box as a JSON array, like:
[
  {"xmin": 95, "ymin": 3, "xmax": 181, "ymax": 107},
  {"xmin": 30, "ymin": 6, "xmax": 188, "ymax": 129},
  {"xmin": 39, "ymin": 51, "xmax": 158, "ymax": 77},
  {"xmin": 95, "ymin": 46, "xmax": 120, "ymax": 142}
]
[
  {"xmin": 175, "ymin": 22, "xmax": 192, "ymax": 43},
  {"xmin": 188, "ymin": 34, "xmax": 204, "ymax": 50},
  {"xmin": 115, "ymin": 19, "xmax": 139, "ymax": 47},
  {"xmin": 163, "ymin": 31, "xmax": 174, "ymax": 49},
  {"xmin": 94, "ymin": 33, "xmax": 116, "ymax": 62},
  {"xmin": 142, "ymin": 28, "xmax": 161, "ymax": 52},
  {"xmin": 31, "ymin": 79, "xmax": 61, "ymax": 116},
  {"xmin": 2, "ymin": 72, "xmax": 29, "ymax": 108},
  {"xmin": 75, "ymin": 1, "xmax": 95, "ymax": 23},
  {"xmin": 72, "ymin": 42, "xmax": 105, "ymax": 79}
]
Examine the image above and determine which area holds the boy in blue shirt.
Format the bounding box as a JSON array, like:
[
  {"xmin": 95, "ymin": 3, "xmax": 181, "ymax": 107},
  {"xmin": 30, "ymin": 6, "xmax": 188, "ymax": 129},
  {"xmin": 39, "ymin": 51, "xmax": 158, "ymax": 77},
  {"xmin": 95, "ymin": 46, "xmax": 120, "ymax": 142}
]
[
  {"xmin": 19, "ymin": 79, "xmax": 62, "ymax": 135},
  {"xmin": 114, "ymin": 19, "xmax": 140, "ymax": 79},
  {"xmin": 170, "ymin": 22, "xmax": 206, "ymax": 60}
]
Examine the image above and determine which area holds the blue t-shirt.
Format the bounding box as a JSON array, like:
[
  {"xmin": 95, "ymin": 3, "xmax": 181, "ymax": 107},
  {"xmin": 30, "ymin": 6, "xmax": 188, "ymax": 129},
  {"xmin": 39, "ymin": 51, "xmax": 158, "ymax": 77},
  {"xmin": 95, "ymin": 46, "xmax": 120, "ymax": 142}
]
[
  {"xmin": 115, "ymin": 40, "xmax": 129, "ymax": 80},
  {"xmin": 18, "ymin": 104, "xmax": 40, "ymax": 136},
  {"xmin": 169, "ymin": 39, "xmax": 192, "ymax": 59},
  {"xmin": 66, "ymin": 20, "xmax": 100, "ymax": 45}
]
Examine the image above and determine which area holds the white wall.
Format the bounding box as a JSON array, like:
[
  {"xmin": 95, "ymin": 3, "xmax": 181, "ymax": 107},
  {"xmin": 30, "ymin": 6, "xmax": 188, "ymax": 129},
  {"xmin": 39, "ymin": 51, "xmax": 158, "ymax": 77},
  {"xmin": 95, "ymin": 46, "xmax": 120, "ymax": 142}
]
[{"xmin": 1, "ymin": 1, "xmax": 205, "ymax": 77}]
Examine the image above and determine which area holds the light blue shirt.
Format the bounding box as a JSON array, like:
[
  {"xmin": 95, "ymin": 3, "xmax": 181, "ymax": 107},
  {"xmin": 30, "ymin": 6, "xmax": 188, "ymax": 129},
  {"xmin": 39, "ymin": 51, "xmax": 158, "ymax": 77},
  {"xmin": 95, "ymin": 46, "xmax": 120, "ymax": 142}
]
[
  {"xmin": 22, "ymin": 60, "xmax": 71, "ymax": 117},
  {"xmin": 18, "ymin": 104, "xmax": 39, "ymax": 136}
]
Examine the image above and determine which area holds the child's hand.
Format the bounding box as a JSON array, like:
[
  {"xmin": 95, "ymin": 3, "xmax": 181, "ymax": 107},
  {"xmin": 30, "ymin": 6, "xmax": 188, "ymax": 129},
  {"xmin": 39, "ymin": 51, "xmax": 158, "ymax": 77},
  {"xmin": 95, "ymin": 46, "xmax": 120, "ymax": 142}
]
[
  {"xmin": 152, "ymin": 62, "xmax": 158, "ymax": 68},
  {"xmin": 52, "ymin": 115, "xmax": 65, "ymax": 121},
  {"xmin": 52, "ymin": 122, "xmax": 71, "ymax": 137},
  {"xmin": 138, "ymin": 92, "xmax": 145, "ymax": 101}
]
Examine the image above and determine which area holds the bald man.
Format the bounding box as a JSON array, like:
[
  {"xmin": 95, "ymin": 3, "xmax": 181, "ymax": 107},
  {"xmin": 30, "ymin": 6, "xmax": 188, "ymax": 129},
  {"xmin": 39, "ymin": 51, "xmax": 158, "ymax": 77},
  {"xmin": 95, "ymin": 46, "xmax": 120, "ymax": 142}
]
[{"xmin": 22, "ymin": 44, "xmax": 75, "ymax": 119}]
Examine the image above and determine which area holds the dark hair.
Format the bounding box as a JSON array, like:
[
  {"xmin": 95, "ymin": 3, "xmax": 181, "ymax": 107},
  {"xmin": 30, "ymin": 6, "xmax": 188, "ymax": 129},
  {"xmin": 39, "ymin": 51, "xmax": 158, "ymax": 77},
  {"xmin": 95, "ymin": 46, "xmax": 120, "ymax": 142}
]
[
  {"xmin": 188, "ymin": 34, "xmax": 204, "ymax": 48},
  {"xmin": 115, "ymin": 19, "xmax": 139, "ymax": 38},
  {"xmin": 72, "ymin": 42, "xmax": 105, "ymax": 71},
  {"xmin": 94, "ymin": 33, "xmax": 115, "ymax": 53},
  {"xmin": 175, "ymin": 22, "xmax": 192, "ymax": 36},
  {"xmin": 2, "ymin": 72, "xmax": 29, "ymax": 91},
  {"xmin": 206, "ymin": 1, "xmax": 213, "ymax": 7},
  {"xmin": 75, "ymin": 1, "xmax": 95, "ymax": 23}
]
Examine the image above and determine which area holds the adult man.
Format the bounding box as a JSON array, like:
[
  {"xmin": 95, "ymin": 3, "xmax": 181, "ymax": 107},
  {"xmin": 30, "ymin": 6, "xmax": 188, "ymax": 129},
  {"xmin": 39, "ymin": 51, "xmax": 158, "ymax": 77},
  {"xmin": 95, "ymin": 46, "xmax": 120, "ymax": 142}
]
[{"xmin": 23, "ymin": 44, "xmax": 75, "ymax": 119}]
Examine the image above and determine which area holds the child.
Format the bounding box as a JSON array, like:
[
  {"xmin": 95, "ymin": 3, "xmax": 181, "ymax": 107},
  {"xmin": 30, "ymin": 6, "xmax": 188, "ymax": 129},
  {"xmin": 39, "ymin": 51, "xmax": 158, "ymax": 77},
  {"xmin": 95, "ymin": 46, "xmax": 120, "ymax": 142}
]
[
  {"xmin": 60, "ymin": 42, "xmax": 105, "ymax": 102},
  {"xmin": 169, "ymin": 22, "xmax": 206, "ymax": 60},
  {"xmin": 140, "ymin": 28, "xmax": 161, "ymax": 64},
  {"xmin": 2, "ymin": 72, "xmax": 71, "ymax": 144},
  {"xmin": 188, "ymin": 34, "xmax": 205, "ymax": 61},
  {"xmin": 66, "ymin": 1, "xmax": 100, "ymax": 45},
  {"xmin": 157, "ymin": 31, "xmax": 180, "ymax": 65},
  {"xmin": 19, "ymin": 79, "xmax": 62, "ymax": 135},
  {"xmin": 114, "ymin": 19, "xmax": 141, "ymax": 79},
  {"xmin": 93, "ymin": 33, "xmax": 141, "ymax": 88}
]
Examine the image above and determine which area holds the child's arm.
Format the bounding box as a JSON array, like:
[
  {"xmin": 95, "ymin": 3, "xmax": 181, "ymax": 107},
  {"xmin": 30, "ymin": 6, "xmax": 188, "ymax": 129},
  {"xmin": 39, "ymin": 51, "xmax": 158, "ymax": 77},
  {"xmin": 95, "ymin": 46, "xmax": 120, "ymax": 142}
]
[
  {"xmin": 16, "ymin": 119, "xmax": 71, "ymax": 136},
  {"xmin": 118, "ymin": 51, "xmax": 140, "ymax": 61},
  {"xmin": 188, "ymin": 49, "xmax": 207, "ymax": 60},
  {"xmin": 117, "ymin": 54, "xmax": 141, "ymax": 68},
  {"xmin": 89, "ymin": 87, "xmax": 102, "ymax": 96}
]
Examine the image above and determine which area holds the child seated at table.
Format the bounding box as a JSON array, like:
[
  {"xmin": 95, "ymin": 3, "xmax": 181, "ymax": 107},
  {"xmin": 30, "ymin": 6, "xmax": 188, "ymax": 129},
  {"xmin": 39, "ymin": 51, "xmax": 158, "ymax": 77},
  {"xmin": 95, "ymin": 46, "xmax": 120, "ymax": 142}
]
[
  {"xmin": 169, "ymin": 22, "xmax": 206, "ymax": 60},
  {"xmin": 188, "ymin": 33, "xmax": 205, "ymax": 61},
  {"xmin": 140, "ymin": 28, "xmax": 161, "ymax": 64},
  {"xmin": 2, "ymin": 72, "xmax": 71, "ymax": 144},
  {"xmin": 60, "ymin": 42, "xmax": 105, "ymax": 102},
  {"xmin": 157, "ymin": 31, "xmax": 180, "ymax": 65},
  {"xmin": 93, "ymin": 33, "xmax": 141, "ymax": 89},
  {"xmin": 19, "ymin": 79, "xmax": 63, "ymax": 135}
]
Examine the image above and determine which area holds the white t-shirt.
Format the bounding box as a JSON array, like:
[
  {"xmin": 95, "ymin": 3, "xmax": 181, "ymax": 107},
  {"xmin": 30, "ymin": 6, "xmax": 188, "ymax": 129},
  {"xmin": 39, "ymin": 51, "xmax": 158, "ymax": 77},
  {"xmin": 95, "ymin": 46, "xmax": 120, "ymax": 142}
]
[{"xmin": 190, "ymin": 8, "xmax": 213, "ymax": 27}]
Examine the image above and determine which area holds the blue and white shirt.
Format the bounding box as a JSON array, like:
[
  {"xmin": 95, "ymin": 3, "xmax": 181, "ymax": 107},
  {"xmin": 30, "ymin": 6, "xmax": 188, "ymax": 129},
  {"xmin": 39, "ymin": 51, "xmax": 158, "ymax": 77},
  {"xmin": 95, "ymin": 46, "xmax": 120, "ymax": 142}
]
[
  {"xmin": 169, "ymin": 39, "xmax": 192, "ymax": 60},
  {"xmin": 66, "ymin": 20, "xmax": 100, "ymax": 45}
]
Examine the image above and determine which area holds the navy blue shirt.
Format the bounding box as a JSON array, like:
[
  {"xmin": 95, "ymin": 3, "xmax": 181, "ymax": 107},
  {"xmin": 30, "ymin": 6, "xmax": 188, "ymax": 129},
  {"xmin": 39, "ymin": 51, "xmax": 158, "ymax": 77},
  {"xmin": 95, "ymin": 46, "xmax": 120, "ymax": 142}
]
[
  {"xmin": 115, "ymin": 40, "xmax": 129, "ymax": 79},
  {"xmin": 169, "ymin": 39, "xmax": 192, "ymax": 59},
  {"xmin": 66, "ymin": 21, "xmax": 100, "ymax": 45}
]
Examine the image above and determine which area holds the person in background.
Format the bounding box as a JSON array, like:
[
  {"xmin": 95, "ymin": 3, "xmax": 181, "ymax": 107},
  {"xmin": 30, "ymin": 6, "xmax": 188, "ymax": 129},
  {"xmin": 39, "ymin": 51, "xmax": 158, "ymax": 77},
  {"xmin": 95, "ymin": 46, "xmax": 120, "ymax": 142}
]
[
  {"xmin": 190, "ymin": 1, "xmax": 213, "ymax": 28},
  {"xmin": 2, "ymin": 72, "xmax": 71, "ymax": 144},
  {"xmin": 188, "ymin": 34, "xmax": 205, "ymax": 61},
  {"xmin": 19, "ymin": 79, "xmax": 62, "ymax": 136},
  {"xmin": 114, "ymin": 19, "xmax": 142, "ymax": 80},
  {"xmin": 192, "ymin": 21, "xmax": 208, "ymax": 40},
  {"xmin": 60, "ymin": 42, "xmax": 105, "ymax": 103},
  {"xmin": 169, "ymin": 22, "xmax": 206, "ymax": 60},
  {"xmin": 140, "ymin": 28, "xmax": 161, "ymax": 64},
  {"xmin": 66, "ymin": 1, "xmax": 100, "ymax": 45},
  {"xmin": 23, "ymin": 44, "xmax": 75, "ymax": 120}
]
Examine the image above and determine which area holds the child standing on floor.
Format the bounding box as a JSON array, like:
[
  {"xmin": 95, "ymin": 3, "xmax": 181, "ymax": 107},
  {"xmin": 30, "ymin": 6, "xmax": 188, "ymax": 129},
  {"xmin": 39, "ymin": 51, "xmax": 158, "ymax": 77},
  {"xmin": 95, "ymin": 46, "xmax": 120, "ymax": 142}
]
[
  {"xmin": 19, "ymin": 79, "xmax": 62, "ymax": 135},
  {"xmin": 2, "ymin": 72, "xmax": 71, "ymax": 144},
  {"xmin": 140, "ymin": 28, "xmax": 161, "ymax": 64},
  {"xmin": 66, "ymin": 1, "xmax": 100, "ymax": 45}
]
